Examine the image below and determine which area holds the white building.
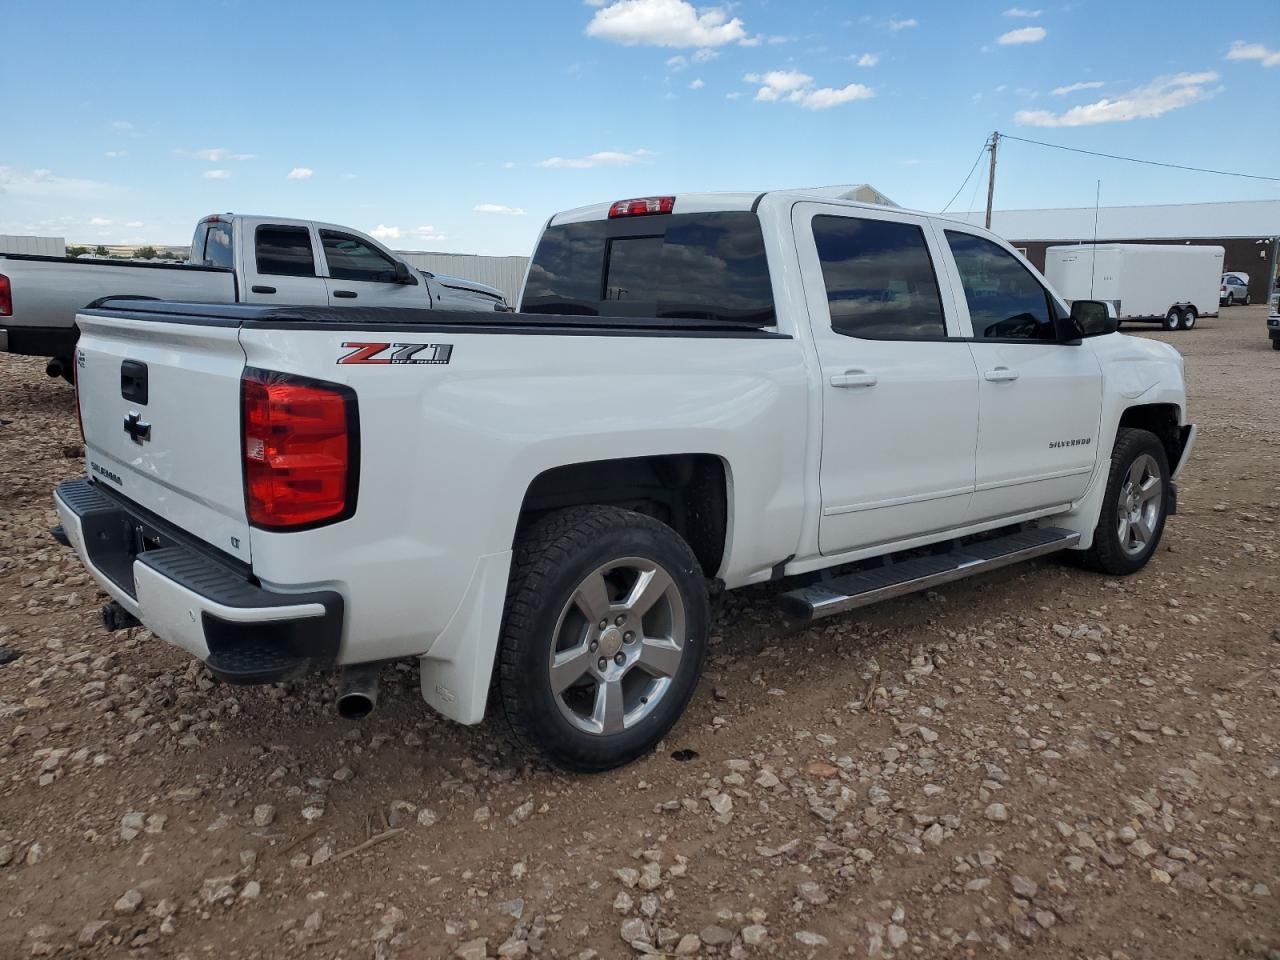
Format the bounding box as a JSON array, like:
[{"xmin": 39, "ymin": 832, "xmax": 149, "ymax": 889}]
[{"xmin": 0, "ymin": 234, "xmax": 65, "ymax": 256}]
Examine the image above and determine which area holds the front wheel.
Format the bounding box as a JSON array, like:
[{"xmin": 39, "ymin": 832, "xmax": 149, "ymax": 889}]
[
  {"xmin": 1243, "ymin": 293, "xmax": 1250, "ymax": 306},
  {"xmin": 493, "ymin": 505, "xmax": 709, "ymax": 772},
  {"xmin": 1077, "ymin": 428, "xmax": 1170, "ymax": 575},
  {"xmin": 1163, "ymin": 308, "xmax": 1182, "ymax": 331}
]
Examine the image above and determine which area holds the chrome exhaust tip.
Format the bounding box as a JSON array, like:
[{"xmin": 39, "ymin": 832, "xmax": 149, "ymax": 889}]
[{"xmin": 336, "ymin": 663, "xmax": 382, "ymax": 720}]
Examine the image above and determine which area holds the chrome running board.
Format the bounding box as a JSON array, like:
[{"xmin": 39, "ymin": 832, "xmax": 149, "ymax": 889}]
[{"xmin": 778, "ymin": 527, "xmax": 1080, "ymax": 621}]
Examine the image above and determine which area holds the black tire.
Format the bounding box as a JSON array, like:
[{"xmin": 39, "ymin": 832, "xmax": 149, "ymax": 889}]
[
  {"xmin": 1182, "ymin": 307, "xmax": 1197, "ymax": 330},
  {"xmin": 1077, "ymin": 428, "xmax": 1170, "ymax": 575},
  {"xmin": 1272, "ymin": 339, "xmax": 1280, "ymax": 351},
  {"xmin": 493, "ymin": 505, "xmax": 709, "ymax": 772},
  {"xmin": 1162, "ymin": 308, "xmax": 1181, "ymax": 331},
  {"xmin": 1243, "ymin": 293, "xmax": 1250, "ymax": 306}
]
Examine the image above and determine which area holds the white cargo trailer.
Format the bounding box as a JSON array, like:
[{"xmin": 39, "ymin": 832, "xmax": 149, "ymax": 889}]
[{"xmin": 1044, "ymin": 243, "xmax": 1223, "ymax": 331}]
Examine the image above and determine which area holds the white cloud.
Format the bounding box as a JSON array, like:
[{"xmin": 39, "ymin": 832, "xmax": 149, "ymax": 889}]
[
  {"xmin": 539, "ymin": 148, "xmax": 653, "ymax": 169},
  {"xmin": 183, "ymin": 147, "xmax": 255, "ymax": 162},
  {"xmin": 738, "ymin": 35, "xmax": 761, "ymax": 46},
  {"xmin": 126, "ymin": 220, "xmax": 144, "ymax": 228},
  {"xmin": 1002, "ymin": 6, "xmax": 1042, "ymax": 16},
  {"xmin": 502, "ymin": 161, "xmax": 517, "ymax": 169},
  {"xmin": 287, "ymin": 167, "xmax": 314, "ymax": 181},
  {"xmin": 693, "ymin": 47, "xmax": 718, "ymax": 62},
  {"xmin": 112, "ymin": 120, "xmax": 134, "ymax": 131},
  {"xmin": 203, "ymin": 169, "xmax": 231, "ymax": 180},
  {"xmin": 370, "ymin": 225, "xmax": 402, "ymax": 240},
  {"xmin": 586, "ymin": 0, "xmax": 746, "ymax": 47},
  {"xmin": 105, "ymin": 150, "xmax": 127, "ymax": 158},
  {"xmin": 1051, "ymin": 80, "xmax": 1105, "ymax": 95},
  {"xmin": 665, "ymin": 54, "xmax": 688, "ymax": 69},
  {"xmin": 1226, "ymin": 40, "xmax": 1280, "ymax": 67},
  {"xmin": 89, "ymin": 217, "xmax": 112, "ymax": 226},
  {"xmin": 341, "ymin": 172, "xmax": 358, "ymax": 180},
  {"xmin": 689, "ymin": 77, "xmax": 705, "ymax": 89},
  {"xmin": 887, "ymin": 18, "xmax": 917, "ymax": 30},
  {"xmin": 0, "ymin": 166, "xmax": 120, "ymax": 201},
  {"xmin": 998, "ymin": 26, "xmax": 1046, "ymax": 44},
  {"xmin": 794, "ymin": 83, "xmax": 875, "ymax": 109},
  {"xmin": 747, "ymin": 69, "xmax": 813, "ymax": 101},
  {"xmin": 1015, "ymin": 71, "xmax": 1221, "ymax": 127},
  {"xmin": 412, "ymin": 225, "xmax": 446, "ymax": 241},
  {"xmin": 473, "ymin": 203, "xmax": 525, "ymax": 215},
  {"xmin": 725, "ymin": 91, "xmax": 742, "ymax": 100},
  {"xmin": 746, "ymin": 70, "xmax": 873, "ymax": 108},
  {"xmin": 856, "ymin": 52, "xmax": 879, "ymax": 67}
]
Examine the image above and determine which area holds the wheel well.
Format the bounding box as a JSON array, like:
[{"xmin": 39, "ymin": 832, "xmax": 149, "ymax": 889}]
[
  {"xmin": 1117, "ymin": 404, "xmax": 1182, "ymax": 468},
  {"xmin": 518, "ymin": 454, "xmax": 728, "ymax": 578}
]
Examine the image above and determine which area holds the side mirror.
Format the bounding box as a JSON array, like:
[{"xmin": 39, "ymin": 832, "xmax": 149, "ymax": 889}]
[
  {"xmin": 393, "ymin": 261, "xmax": 418, "ymax": 285},
  {"xmin": 1069, "ymin": 299, "xmax": 1118, "ymax": 337}
]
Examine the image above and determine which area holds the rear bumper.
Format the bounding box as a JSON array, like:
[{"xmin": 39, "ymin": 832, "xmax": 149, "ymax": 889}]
[
  {"xmin": 53, "ymin": 478, "xmax": 343, "ymax": 684},
  {"xmin": 0, "ymin": 325, "xmax": 78, "ymax": 358}
]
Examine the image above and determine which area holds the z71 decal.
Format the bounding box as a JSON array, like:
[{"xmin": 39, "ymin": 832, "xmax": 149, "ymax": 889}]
[{"xmin": 338, "ymin": 342, "xmax": 453, "ymax": 365}]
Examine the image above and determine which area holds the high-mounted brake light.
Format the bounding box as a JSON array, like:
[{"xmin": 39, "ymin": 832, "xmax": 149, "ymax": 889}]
[
  {"xmin": 0, "ymin": 273, "xmax": 12, "ymax": 317},
  {"xmin": 241, "ymin": 370, "xmax": 358, "ymax": 529},
  {"xmin": 608, "ymin": 196, "xmax": 675, "ymax": 219}
]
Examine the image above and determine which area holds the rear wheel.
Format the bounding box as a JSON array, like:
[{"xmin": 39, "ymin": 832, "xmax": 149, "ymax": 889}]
[
  {"xmin": 494, "ymin": 505, "xmax": 709, "ymax": 772},
  {"xmin": 1272, "ymin": 339, "xmax": 1280, "ymax": 351},
  {"xmin": 1243, "ymin": 293, "xmax": 1250, "ymax": 306},
  {"xmin": 1182, "ymin": 307, "xmax": 1197, "ymax": 330},
  {"xmin": 1162, "ymin": 308, "xmax": 1182, "ymax": 331},
  {"xmin": 1077, "ymin": 428, "xmax": 1169, "ymax": 575}
]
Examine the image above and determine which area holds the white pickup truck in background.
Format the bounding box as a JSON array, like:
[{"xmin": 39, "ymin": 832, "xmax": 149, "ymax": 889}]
[
  {"xmin": 0, "ymin": 214, "xmax": 508, "ymax": 378},
  {"xmin": 54, "ymin": 190, "xmax": 1195, "ymax": 772}
]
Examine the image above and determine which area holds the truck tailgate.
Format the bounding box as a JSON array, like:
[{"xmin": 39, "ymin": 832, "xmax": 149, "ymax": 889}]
[{"xmin": 76, "ymin": 312, "xmax": 251, "ymax": 563}]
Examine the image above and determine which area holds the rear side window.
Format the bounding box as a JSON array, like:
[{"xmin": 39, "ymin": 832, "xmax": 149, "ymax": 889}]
[
  {"xmin": 945, "ymin": 231, "xmax": 1057, "ymax": 341},
  {"xmin": 321, "ymin": 231, "xmax": 398, "ymax": 283},
  {"xmin": 812, "ymin": 216, "xmax": 947, "ymax": 339},
  {"xmin": 255, "ymin": 225, "xmax": 316, "ymax": 277},
  {"xmin": 523, "ymin": 212, "xmax": 775, "ymax": 325}
]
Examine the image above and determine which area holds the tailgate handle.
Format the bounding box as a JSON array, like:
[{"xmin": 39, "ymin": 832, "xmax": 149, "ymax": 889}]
[
  {"xmin": 120, "ymin": 360, "xmax": 148, "ymax": 405},
  {"xmin": 251, "ymin": 285, "xmax": 276, "ymax": 294}
]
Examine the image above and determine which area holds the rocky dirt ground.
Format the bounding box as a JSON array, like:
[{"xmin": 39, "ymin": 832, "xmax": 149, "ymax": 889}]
[{"xmin": 1, "ymin": 306, "xmax": 1277, "ymax": 960}]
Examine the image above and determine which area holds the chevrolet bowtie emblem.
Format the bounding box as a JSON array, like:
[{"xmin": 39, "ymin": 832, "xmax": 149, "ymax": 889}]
[{"xmin": 123, "ymin": 412, "xmax": 151, "ymax": 444}]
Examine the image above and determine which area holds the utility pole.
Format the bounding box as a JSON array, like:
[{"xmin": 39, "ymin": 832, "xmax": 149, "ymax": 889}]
[{"xmin": 984, "ymin": 131, "xmax": 999, "ymax": 229}]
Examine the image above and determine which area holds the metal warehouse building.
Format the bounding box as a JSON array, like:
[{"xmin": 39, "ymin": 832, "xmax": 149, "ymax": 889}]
[
  {"xmin": 0, "ymin": 234, "xmax": 65, "ymax": 256},
  {"xmin": 397, "ymin": 251, "xmax": 529, "ymax": 305},
  {"xmin": 953, "ymin": 199, "xmax": 1280, "ymax": 305}
]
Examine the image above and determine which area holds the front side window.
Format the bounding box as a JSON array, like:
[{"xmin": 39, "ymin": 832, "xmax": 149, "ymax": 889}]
[
  {"xmin": 321, "ymin": 231, "xmax": 398, "ymax": 283},
  {"xmin": 945, "ymin": 231, "xmax": 1057, "ymax": 341},
  {"xmin": 523, "ymin": 212, "xmax": 775, "ymax": 324},
  {"xmin": 255, "ymin": 225, "xmax": 315, "ymax": 277},
  {"xmin": 812, "ymin": 216, "xmax": 947, "ymax": 339}
]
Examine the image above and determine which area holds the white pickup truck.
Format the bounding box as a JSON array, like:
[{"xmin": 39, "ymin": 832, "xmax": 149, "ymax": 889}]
[
  {"xmin": 53, "ymin": 190, "xmax": 1195, "ymax": 771},
  {"xmin": 0, "ymin": 214, "xmax": 507, "ymax": 377}
]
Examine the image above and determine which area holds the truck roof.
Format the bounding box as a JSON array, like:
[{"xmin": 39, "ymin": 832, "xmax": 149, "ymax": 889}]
[{"xmin": 547, "ymin": 188, "xmax": 995, "ymax": 232}]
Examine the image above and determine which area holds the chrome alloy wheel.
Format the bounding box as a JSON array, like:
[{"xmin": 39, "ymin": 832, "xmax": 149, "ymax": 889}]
[
  {"xmin": 1117, "ymin": 453, "xmax": 1163, "ymax": 556},
  {"xmin": 547, "ymin": 557, "xmax": 687, "ymax": 736}
]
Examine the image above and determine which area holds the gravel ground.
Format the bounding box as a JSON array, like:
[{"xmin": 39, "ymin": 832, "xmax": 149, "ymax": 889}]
[{"xmin": 1, "ymin": 306, "xmax": 1277, "ymax": 960}]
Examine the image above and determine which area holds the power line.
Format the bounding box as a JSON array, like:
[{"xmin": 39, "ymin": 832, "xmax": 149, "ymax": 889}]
[
  {"xmin": 999, "ymin": 132, "xmax": 1280, "ymax": 183},
  {"xmin": 941, "ymin": 139, "xmax": 990, "ymax": 213}
]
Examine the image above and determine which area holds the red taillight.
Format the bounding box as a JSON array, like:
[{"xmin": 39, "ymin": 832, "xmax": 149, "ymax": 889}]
[
  {"xmin": 241, "ymin": 370, "xmax": 358, "ymax": 529},
  {"xmin": 608, "ymin": 196, "xmax": 675, "ymax": 219},
  {"xmin": 0, "ymin": 273, "xmax": 12, "ymax": 317}
]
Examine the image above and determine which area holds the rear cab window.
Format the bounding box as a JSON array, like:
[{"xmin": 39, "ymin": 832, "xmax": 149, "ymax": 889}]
[
  {"xmin": 522, "ymin": 211, "xmax": 775, "ymax": 325},
  {"xmin": 191, "ymin": 219, "xmax": 234, "ymax": 269}
]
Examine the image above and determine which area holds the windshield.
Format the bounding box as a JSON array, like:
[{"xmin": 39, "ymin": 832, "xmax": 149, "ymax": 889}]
[{"xmin": 522, "ymin": 211, "xmax": 775, "ymax": 325}]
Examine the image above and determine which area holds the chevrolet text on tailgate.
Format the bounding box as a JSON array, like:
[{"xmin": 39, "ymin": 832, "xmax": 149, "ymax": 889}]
[{"xmin": 53, "ymin": 190, "xmax": 1196, "ymax": 771}]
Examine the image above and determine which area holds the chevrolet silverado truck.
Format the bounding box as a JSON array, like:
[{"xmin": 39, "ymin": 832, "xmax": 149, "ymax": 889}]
[
  {"xmin": 0, "ymin": 214, "xmax": 507, "ymax": 378},
  {"xmin": 52, "ymin": 190, "xmax": 1195, "ymax": 771}
]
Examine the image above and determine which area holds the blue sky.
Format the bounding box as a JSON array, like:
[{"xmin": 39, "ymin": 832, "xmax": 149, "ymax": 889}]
[{"xmin": 2, "ymin": 0, "xmax": 1277, "ymax": 255}]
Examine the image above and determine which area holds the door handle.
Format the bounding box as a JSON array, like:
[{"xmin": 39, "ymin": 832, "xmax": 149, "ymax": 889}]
[
  {"xmin": 830, "ymin": 370, "xmax": 878, "ymax": 388},
  {"xmin": 250, "ymin": 285, "xmax": 276, "ymax": 294},
  {"xmin": 983, "ymin": 366, "xmax": 1020, "ymax": 382},
  {"xmin": 332, "ymin": 290, "xmax": 358, "ymax": 299}
]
